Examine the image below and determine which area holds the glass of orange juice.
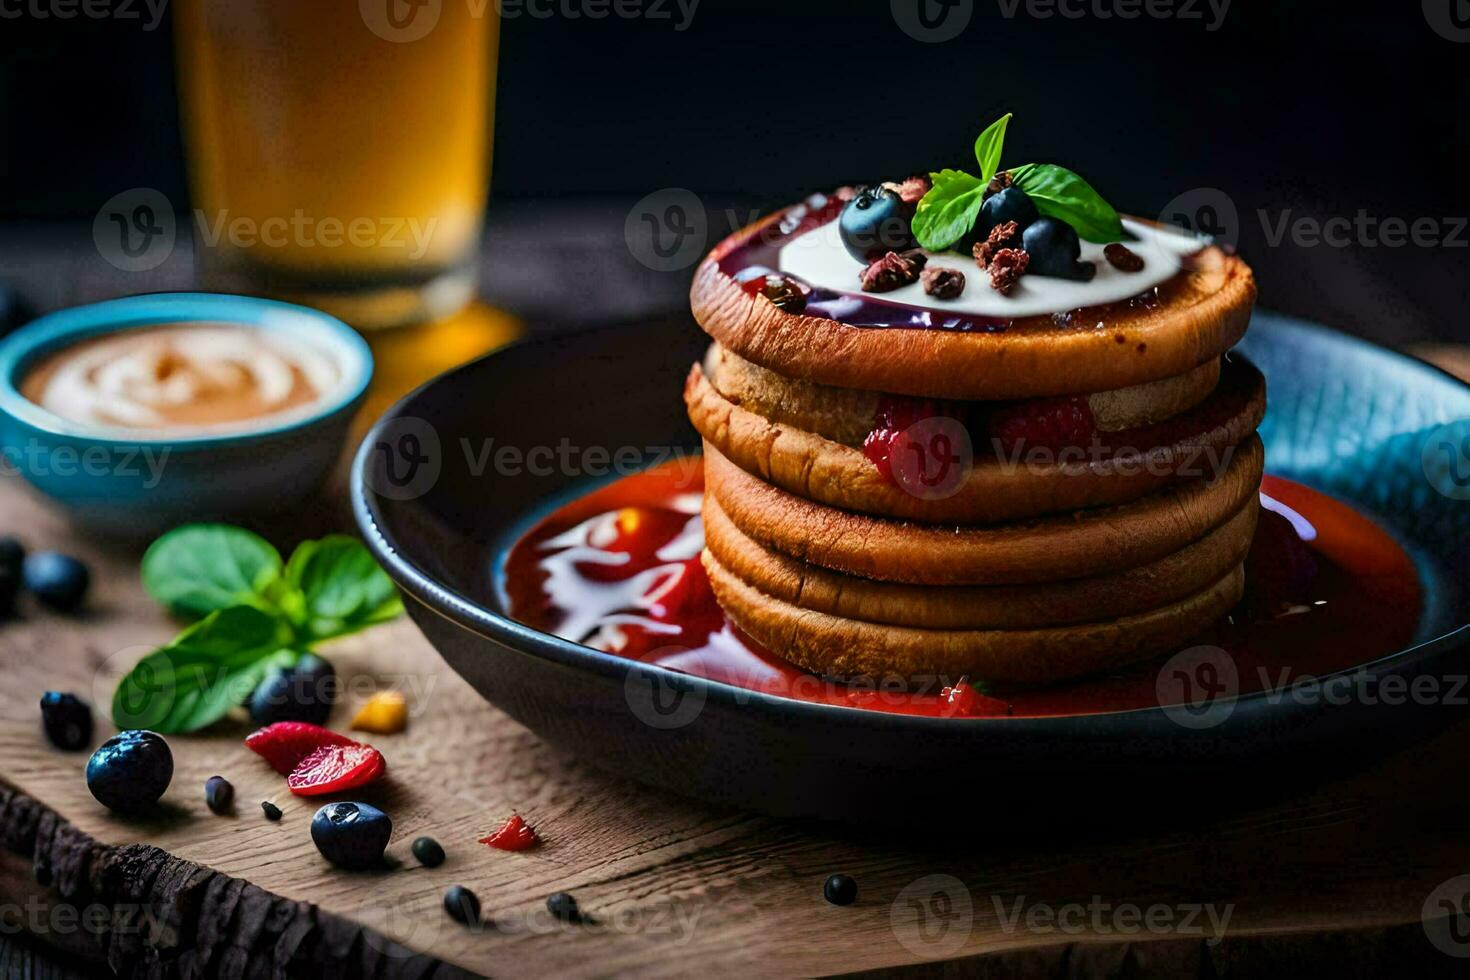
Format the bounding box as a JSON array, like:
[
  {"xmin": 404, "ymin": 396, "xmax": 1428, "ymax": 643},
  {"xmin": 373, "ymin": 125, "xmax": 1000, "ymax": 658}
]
[{"xmin": 173, "ymin": 0, "xmax": 496, "ymax": 330}]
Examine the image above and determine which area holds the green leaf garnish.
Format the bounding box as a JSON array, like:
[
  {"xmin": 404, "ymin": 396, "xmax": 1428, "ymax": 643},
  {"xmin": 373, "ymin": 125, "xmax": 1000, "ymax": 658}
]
[
  {"xmin": 1009, "ymin": 163, "xmax": 1125, "ymax": 243},
  {"xmin": 142, "ymin": 524, "xmax": 284, "ymax": 620},
  {"xmin": 117, "ymin": 525, "xmax": 404, "ymax": 733},
  {"xmin": 284, "ymin": 535, "xmax": 403, "ymax": 642},
  {"xmin": 913, "ymin": 169, "xmax": 987, "ymax": 251},
  {"xmin": 973, "ymin": 112, "xmax": 1011, "ymax": 185}
]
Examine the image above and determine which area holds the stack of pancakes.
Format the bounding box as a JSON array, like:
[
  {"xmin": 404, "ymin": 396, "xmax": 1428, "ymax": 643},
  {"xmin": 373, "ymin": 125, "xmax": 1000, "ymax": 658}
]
[{"xmin": 684, "ymin": 221, "xmax": 1265, "ymax": 686}]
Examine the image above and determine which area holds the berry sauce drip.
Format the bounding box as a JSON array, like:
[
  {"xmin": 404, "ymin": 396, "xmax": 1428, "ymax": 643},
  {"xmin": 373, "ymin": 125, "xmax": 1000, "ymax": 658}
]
[{"xmin": 501, "ymin": 460, "xmax": 1423, "ymax": 720}]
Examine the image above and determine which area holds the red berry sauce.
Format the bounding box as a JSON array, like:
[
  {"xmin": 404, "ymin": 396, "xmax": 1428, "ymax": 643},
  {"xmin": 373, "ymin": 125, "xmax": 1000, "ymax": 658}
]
[{"xmin": 501, "ymin": 460, "xmax": 1422, "ymax": 719}]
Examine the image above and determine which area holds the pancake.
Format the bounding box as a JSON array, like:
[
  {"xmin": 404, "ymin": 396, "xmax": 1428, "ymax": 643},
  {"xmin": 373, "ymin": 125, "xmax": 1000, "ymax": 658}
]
[
  {"xmin": 687, "ymin": 355, "xmax": 1266, "ymax": 525},
  {"xmin": 703, "ymin": 549, "xmax": 1246, "ymax": 684},
  {"xmin": 693, "ymin": 214, "xmax": 1255, "ymax": 400},
  {"xmin": 703, "ymin": 434, "xmax": 1265, "ymax": 586},
  {"xmin": 704, "ymin": 492, "xmax": 1258, "ymax": 630},
  {"xmin": 704, "ymin": 343, "xmax": 1224, "ymax": 446}
]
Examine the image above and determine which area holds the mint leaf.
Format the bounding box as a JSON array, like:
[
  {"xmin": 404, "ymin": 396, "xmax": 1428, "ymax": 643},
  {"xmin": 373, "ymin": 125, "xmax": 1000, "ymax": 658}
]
[
  {"xmin": 284, "ymin": 535, "xmax": 402, "ymax": 642},
  {"xmin": 142, "ymin": 524, "xmax": 284, "ymax": 620},
  {"xmin": 973, "ymin": 113, "xmax": 1012, "ymax": 185},
  {"xmin": 912, "ymin": 169, "xmax": 987, "ymax": 251},
  {"xmin": 1009, "ymin": 163, "xmax": 1125, "ymax": 243},
  {"xmin": 112, "ymin": 606, "xmax": 297, "ymax": 733}
]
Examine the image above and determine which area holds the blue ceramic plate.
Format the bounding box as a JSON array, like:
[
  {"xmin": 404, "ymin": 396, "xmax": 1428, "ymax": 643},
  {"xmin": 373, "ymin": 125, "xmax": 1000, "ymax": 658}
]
[{"xmin": 353, "ymin": 312, "xmax": 1470, "ymax": 823}]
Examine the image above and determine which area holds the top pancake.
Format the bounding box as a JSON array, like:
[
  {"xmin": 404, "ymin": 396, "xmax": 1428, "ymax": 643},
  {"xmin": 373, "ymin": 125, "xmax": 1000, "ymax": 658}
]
[{"xmin": 691, "ymin": 211, "xmax": 1256, "ymax": 400}]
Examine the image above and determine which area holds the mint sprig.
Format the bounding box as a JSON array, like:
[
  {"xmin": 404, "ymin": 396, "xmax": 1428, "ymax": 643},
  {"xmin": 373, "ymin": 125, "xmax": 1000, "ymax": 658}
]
[
  {"xmin": 116, "ymin": 524, "xmax": 404, "ymax": 733},
  {"xmin": 912, "ymin": 113, "xmax": 1124, "ymax": 250}
]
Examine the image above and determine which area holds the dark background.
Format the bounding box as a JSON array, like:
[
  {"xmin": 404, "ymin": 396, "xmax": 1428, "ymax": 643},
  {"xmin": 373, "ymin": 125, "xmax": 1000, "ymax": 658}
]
[{"xmin": 1, "ymin": 0, "xmax": 1468, "ymax": 342}]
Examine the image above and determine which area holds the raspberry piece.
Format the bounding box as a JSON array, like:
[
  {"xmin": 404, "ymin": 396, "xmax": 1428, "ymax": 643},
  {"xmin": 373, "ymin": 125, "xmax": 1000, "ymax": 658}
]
[
  {"xmin": 245, "ymin": 722, "xmax": 358, "ymax": 775},
  {"xmin": 860, "ymin": 250, "xmax": 925, "ymax": 293},
  {"xmin": 987, "ymin": 247, "xmax": 1029, "ymax": 294},
  {"xmin": 885, "ymin": 175, "xmax": 932, "ymax": 204},
  {"xmin": 479, "ymin": 813, "xmax": 540, "ymax": 851},
  {"xmin": 863, "ymin": 395, "xmax": 940, "ymax": 484},
  {"xmin": 987, "ymin": 396, "xmax": 1097, "ymax": 453},
  {"xmin": 921, "ymin": 267, "xmax": 966, "ymax": 299},
  {"xmin": 286, "ymin": 743, "xmax": 387, "ymax": 796}
]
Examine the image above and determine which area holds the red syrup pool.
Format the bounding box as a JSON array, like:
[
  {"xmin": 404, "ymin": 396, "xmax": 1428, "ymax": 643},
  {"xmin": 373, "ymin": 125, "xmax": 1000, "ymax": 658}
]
[{"xmin": 500, "ymin": 460, "xmax": 1423, "ymax": 719}]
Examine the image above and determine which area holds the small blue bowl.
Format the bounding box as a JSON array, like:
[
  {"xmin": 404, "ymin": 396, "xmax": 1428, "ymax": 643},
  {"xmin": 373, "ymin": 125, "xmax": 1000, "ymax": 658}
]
[{"xmin": 0, "ymin": 293, "xmax": 372, "ymax": 535}]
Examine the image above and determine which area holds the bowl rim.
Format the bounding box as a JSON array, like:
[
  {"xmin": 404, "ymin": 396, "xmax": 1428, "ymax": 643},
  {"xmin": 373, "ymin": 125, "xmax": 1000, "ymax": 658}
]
[
  {"xmin": 0, "ymin": 292, "xmax": 373, "ymax": 447},
  {"xmin": 352, "ymin": 310, "xmax": 1470, "ymax": 734}
]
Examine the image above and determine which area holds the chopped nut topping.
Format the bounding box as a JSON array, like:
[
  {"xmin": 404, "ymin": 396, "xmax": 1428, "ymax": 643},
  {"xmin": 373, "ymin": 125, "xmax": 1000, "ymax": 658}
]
[
  {"xmin": 860, "ymin": 251, "xmax": 925, "ymax": 293},
  {"xmin": 921, "ymin": 267, "xmax": 966, "ymax": 300},
  {"xmin": 972, "ymin": 220, "xmax": 1020, "ymax": 268},
  {"xmin": 988, "ymin": 248, "xmax": 1029, "ymax": 294},
  {"xmin": 1104, "ymin": 243, "xmax": 1145, "ymax": 272}
]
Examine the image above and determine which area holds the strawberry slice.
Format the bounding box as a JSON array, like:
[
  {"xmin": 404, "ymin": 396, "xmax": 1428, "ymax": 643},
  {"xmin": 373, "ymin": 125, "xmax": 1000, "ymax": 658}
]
[
  {"xmin": 478, "ymin": 813, "xmax": 539, "ymax": 851},
  {"xmin": 245, "ymin": 722, "xmax": 357, "ymax": 775},
  {"xmin": 286, "ymin": 743, "xmax": 387, "ymax": 796}
]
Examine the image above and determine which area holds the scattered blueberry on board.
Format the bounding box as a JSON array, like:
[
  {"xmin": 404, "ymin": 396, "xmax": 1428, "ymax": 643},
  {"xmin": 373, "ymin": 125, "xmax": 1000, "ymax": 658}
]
[
  {"xmin": 443, "ymin": 885, "xmax": 481, "ymax": 926},
  {"xmin": 86, "ymin": 730, "xmax": 173, "ymax": 814},
  {"xmin": 250, "ymin": 653, "xmax": 337, "ymax": 726},
  {"xmin": 411, "ymin": 836, "xmax": 446, "ymax": 868},
  {"xmin": 823, "ymin": 874, "xmax": 858, "ymax": 906},
  {"xmin": 310, "ymin": 801, "xmax": 392, "ymax": 870},
  {"xmin": 204, "ymin": 775, "xmax": 235, "ymax": 815},
  {"xmin": 546, "ymin": 891, "xmax": 583, "ymax": 924},
  {"xmin": 39, "ymin": 692, "xmax": 92, "ymax": 751},
  {"xmin": 23, "ymin": 552, "xmax": 90, "ymax": 613},
  {"xmin": 261, "ymin": 800, "xmax": 283, "ymax": 821}
]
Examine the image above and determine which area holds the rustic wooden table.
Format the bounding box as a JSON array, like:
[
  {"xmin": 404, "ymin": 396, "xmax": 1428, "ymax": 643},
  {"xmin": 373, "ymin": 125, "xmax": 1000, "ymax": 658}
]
[{"xmin": 2, "ymin": 222, "xmax": 1469, "ymax": 977}]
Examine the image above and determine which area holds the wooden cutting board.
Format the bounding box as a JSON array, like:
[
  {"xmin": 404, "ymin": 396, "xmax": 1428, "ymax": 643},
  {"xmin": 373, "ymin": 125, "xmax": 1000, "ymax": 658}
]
[{"xmin": 3, "ymin": 342, "xmax": 1470, "ymax": 977}]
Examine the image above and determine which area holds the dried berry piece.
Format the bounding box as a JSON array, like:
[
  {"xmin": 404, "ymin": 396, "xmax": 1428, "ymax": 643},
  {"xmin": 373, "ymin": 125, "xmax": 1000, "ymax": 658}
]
[
  {"xmin": 971, "ymin": 221, "xmax": 1020, "ymax": 269},
  {"xmin": 479, "ymin": 813, "xmax": 540, "ymax": 851},
  {"xmin": 884, "ymin": 175, "xmax": 932, "ymax": 204},
  {"xmin": 753, "ymin": 274, "xmax": 807, "ymax": 313},
  {"xmin": 988, "ymin": 248, "xmax": 1030, "ymax": 294},
  {"xmin": 1104, "ymin": 243, "xmax": 1145, "ymax": 272},
  {"xmin": 860, "ymin": 251, "xmax": 925, "ymax": 293},
  {"xmin": 261, "ymin": 800, "xmax": 283, "ymax": 821},
  {"xmin": 985, "ymin": 170, "xmax": 1014, "ymax": 197},
  {"xmin": 921, "ymin": 267, "xmax": 966, "ymax": 300}
]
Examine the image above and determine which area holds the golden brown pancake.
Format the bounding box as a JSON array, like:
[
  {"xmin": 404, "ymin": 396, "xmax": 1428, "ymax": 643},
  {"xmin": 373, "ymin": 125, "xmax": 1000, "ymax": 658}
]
[
  {"xmin": 687, "ymin": 356, "xmax": 1266, "ymax": 525},
  {"xmin": 704, "ymin": 343, "xmax": 1224, "ymax": 445},
  {"xmin": 704, "ymin": 549, "xmax": 1245, "ymax": 684},
  {"xmin": 693, "ymin": 215, "xmax": 1255, "ymax": 400},
  {"xmin": 704, "ymin": 492, "xmax": 1258, "ymax": 630},
  {"xmin": 704, "ymin": 435, "xmax": 1265, "ymax": 586}
]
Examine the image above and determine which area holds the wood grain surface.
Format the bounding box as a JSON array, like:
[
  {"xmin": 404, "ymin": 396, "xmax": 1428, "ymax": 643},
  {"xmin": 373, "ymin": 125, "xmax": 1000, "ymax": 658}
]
[{"xmin": 0, "ymin": 344, "xmax": 1468, "ymax": 977}]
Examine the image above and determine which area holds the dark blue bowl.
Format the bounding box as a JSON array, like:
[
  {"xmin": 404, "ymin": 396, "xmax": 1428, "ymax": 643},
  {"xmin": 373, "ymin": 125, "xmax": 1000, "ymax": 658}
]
[{"xmin": 352, "ymin": 312, "xmax": 1470, "ymax": 824}]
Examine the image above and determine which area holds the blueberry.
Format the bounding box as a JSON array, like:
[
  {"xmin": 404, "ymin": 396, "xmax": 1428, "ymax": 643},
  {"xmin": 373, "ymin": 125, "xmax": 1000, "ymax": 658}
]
[
  {"xmin": 411, "ymin": 836, "xmax": 446, "ymax": 868},
  {"xmin": 1021, "ymin": 217, "xmax": 1093, "ymax": 280},
  {"xmin": 261, "ymin": 800, "xmax": 283, "ymax": 821},
  {"xmin": 40, "ymin": 692, "xmax": 92, "ymax": 751},
  {"xmin": 443, "ymin": 885, "xmax": 481, "ymax": 925},
  {"xmin": 204, "ymin": 776, "xmax": 234, "ymax": 815},
  {"xmin": 823, "ymin": 873, "xmax": 858, "ymax": 906},
  {"xmin": 546, "ymin": 891, "xmax": 582, "ymax": 923},
  {"xmin": 979, "ymin": 187, "xmax": 1038, "ymax": 238},
  {"xmin": 310, "ymin": 802, "xmax": 391, "ymax": 870},
  {"xmin": 86, "ymin": 731, "xmax": 173, "ymax": 814},
  {"xmin": 249, "ymin": 653, "xmax": 337, "ymax": 726},
  {"xmin": 838, "ymin": 187, "xmax": 916, "ymax": 263},
  {"xmin": 24, "ymin": 552, "xmax": 89, "ymax": 613}
]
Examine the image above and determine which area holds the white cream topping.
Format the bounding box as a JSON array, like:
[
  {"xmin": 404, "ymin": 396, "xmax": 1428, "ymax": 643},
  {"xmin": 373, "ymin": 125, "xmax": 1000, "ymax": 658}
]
[
  {"xmin": 778, "ymin": 218, "xmax": 1206, "ymax": 318},
  {"xmin": 30, "ymin": 324, "xmax": 340, "ymax": 433}
]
